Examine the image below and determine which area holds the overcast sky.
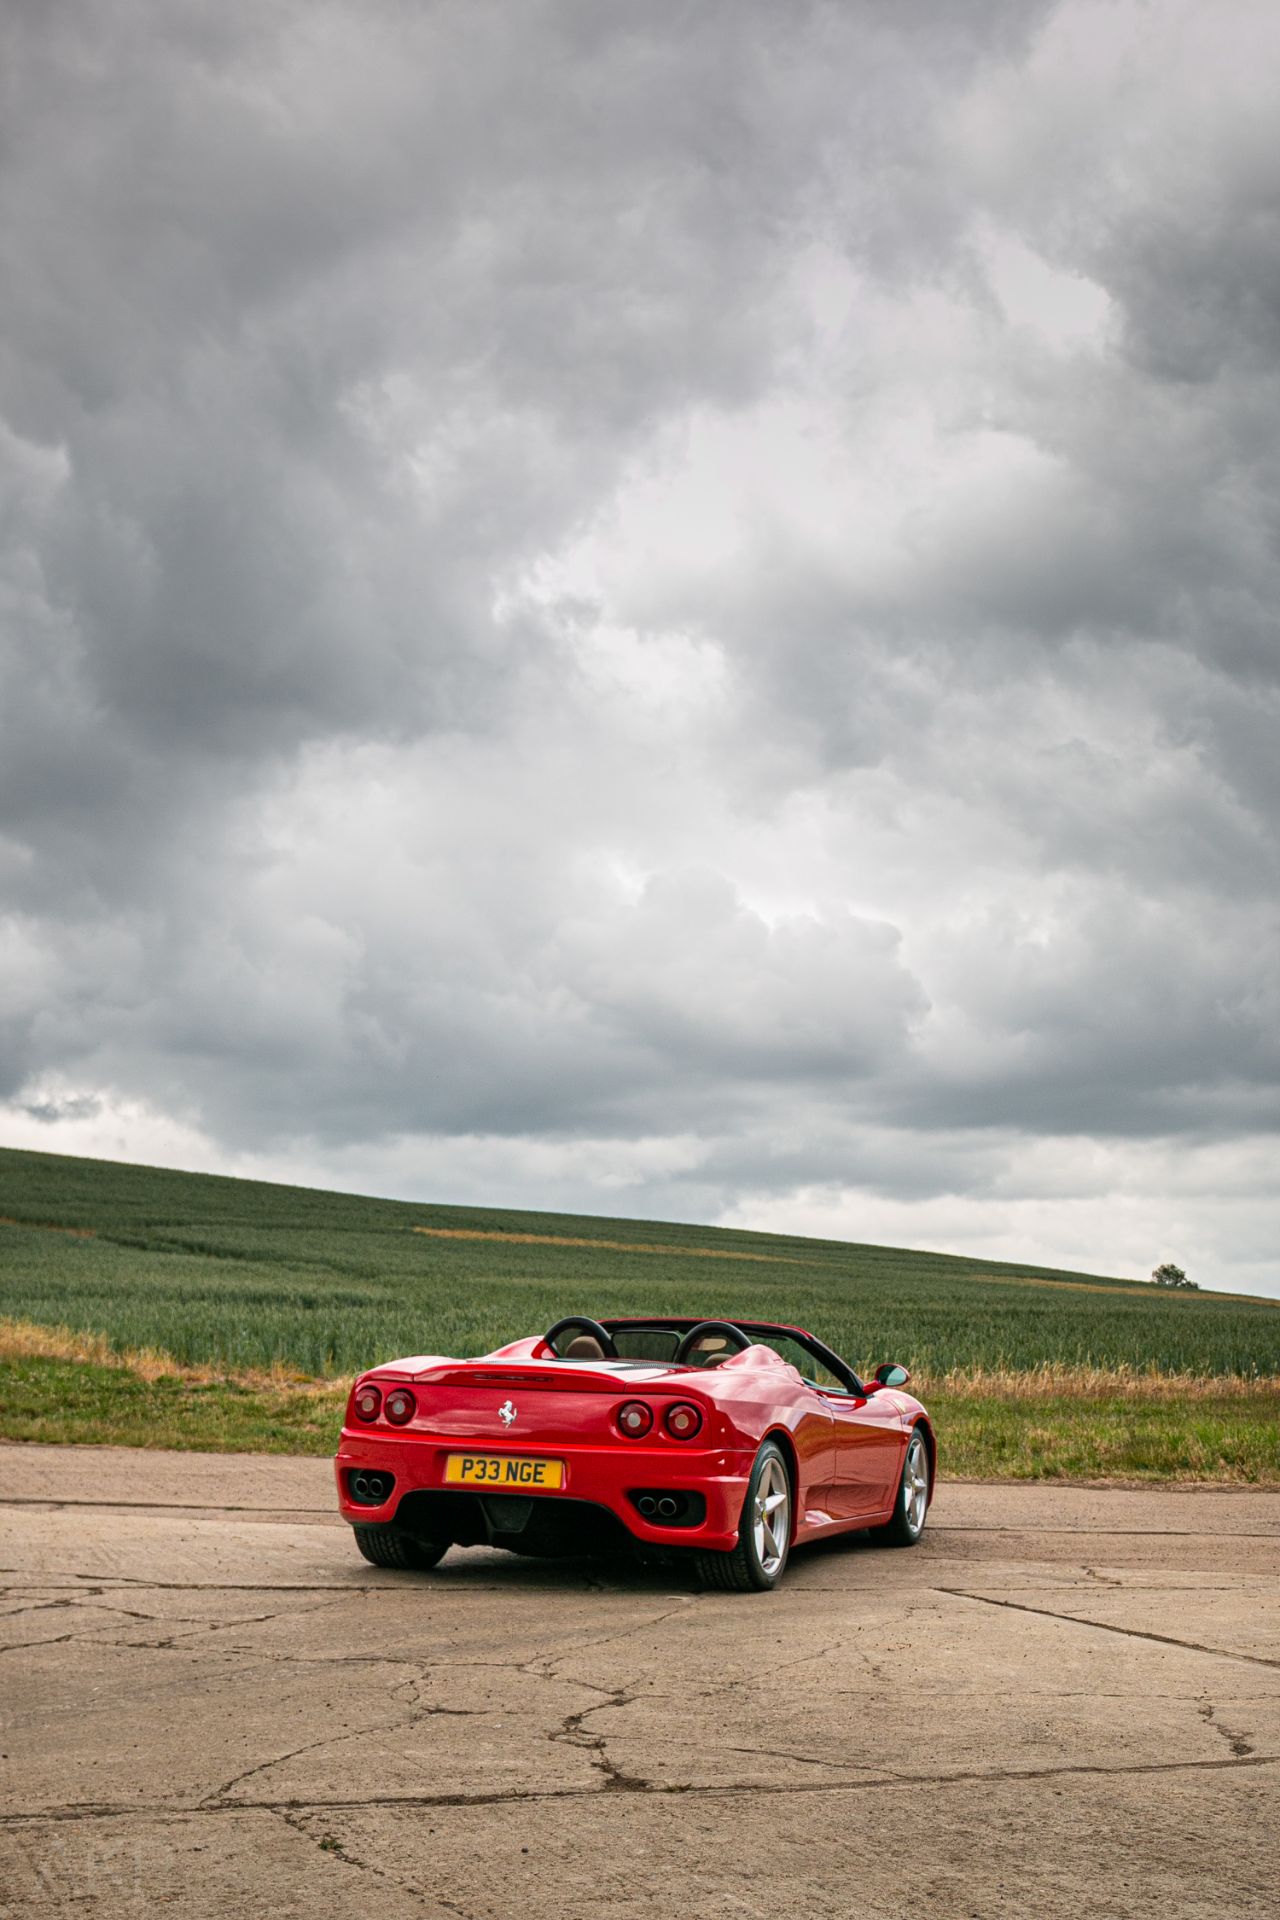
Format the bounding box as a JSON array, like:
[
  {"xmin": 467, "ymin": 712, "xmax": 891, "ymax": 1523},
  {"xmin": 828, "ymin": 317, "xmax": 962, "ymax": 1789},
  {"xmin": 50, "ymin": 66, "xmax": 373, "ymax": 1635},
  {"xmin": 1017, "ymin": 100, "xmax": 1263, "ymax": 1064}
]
[{"xmin": 2, "ymin": 0, "xmax": 1278, "ymax": 1297}]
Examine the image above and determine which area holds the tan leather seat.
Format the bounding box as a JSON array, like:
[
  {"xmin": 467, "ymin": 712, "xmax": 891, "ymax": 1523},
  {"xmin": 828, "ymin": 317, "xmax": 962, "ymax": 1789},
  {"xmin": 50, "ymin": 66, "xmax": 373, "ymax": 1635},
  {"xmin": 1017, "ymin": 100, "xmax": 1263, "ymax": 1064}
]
[
  {"xmin": 684, "ymin": 1336, "xmax": 731, "ymax": 1367},
  {"xmin": 562, "ymin": 1334, "xmax": 607, "ymax": 1360}
]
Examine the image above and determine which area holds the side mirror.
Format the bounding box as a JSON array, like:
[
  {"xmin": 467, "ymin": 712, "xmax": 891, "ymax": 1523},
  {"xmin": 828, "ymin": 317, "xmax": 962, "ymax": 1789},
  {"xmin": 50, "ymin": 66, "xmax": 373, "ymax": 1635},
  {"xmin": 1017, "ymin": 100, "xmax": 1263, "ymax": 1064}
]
[{"xmin": 874, "ymin": 1363, "xmax": 910, "ymax": 1388}]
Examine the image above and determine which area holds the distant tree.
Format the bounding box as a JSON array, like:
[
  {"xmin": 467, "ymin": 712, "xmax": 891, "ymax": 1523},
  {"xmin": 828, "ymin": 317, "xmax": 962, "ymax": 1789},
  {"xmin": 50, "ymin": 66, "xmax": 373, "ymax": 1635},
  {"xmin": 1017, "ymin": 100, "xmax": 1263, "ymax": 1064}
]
[{"xmin": 1152, "ymin": 1262, "xmax": 1199, "ymax": 1291}]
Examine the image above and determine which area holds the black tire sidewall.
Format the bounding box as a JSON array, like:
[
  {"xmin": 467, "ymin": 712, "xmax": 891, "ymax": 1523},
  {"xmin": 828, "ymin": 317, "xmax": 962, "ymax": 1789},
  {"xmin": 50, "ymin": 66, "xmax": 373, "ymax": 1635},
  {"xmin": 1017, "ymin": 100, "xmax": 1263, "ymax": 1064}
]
[{"xmin": 353, "ymin": 1524, "xmax": 448, "ymax": 1571}]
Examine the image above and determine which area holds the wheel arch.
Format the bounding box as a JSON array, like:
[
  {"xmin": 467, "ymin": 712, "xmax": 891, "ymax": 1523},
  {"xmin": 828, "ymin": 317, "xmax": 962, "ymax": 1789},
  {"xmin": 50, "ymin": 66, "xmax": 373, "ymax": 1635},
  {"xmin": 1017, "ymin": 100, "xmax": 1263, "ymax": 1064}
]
[
  {"xmin": 762, "ymin": 1425, "xmax": 801, "ymax": 1544},
  {"xmin": 911, "ymin": 1415, "xmax": 937, "ymax": 1493}
]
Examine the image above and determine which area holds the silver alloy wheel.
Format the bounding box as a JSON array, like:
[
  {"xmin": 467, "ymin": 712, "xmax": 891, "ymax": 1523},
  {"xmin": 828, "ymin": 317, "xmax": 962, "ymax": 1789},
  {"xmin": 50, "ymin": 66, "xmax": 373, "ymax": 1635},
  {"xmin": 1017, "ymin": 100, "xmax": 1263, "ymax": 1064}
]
[
  {"xmin": 752, "ymin": 1454, "xmax": 791, "ymax": 1576},
  {"xmin": 903, "ymin": 1431, "xmax": 929, "ymax": 1535}
]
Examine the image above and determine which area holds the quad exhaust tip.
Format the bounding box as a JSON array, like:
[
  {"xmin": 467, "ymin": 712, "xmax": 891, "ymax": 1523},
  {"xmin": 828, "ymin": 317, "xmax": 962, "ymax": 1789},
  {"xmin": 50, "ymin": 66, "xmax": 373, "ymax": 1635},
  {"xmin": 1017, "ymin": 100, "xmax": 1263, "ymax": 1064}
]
[
  {"xmin": 350, "ymin": 1471, "xmax": 395, "ymax": 1506},
  {"xmin": 631, "ymin": 1490, "xmax": 701, "ymax": 1525},
  {"xmin": 635, "ymin": 1494, "xmax": 681, "ymax": 1517}
]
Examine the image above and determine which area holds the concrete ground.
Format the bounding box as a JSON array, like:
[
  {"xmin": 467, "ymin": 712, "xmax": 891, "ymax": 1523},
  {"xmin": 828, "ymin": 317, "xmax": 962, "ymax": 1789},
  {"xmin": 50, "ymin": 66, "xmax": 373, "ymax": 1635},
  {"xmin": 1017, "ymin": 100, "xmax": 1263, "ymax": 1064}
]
[{"xmin": 2, "ymin": 1448, "xmax": 1278, "ymax": 1919}]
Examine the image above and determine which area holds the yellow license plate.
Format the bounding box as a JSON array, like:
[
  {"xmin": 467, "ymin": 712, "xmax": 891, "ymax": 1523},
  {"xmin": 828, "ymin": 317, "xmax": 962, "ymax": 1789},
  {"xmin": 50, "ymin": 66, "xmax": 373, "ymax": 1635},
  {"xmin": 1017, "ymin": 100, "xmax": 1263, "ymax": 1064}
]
[{"xmin": 444, "ymin": 1453, "xmax": 565, "ymax": 1490}]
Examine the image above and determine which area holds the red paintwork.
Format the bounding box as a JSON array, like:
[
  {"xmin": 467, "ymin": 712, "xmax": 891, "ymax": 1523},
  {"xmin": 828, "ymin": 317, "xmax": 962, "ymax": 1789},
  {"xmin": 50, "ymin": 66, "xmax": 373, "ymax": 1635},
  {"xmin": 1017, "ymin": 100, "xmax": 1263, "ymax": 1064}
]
[{"xmin": 334, "ymin": 1318, "xmax": 934, "ymax": 1556}]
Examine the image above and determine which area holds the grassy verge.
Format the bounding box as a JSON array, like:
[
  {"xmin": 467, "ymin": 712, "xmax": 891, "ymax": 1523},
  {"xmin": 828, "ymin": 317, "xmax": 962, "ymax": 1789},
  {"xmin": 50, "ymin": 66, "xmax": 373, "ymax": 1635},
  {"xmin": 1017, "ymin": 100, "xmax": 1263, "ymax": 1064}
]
[
  {"xmin": 0, "ymin": 1319, "xmax": 347, "ymax": 1453},
  {"xmin": 927, "ymin": 1363, "xmax": 1280, "ymax": 1479},
  {"xmin": 0, "ymin": 1356, "xmax": 348, "ymax": 1454},
  {"xmin": 2, "ymin": 1321, "xmax": 1276, "ymax": 1480},
  {"xmin": 931, "ymin": 1388, "xmax": 1280, "ymax": 1482}
]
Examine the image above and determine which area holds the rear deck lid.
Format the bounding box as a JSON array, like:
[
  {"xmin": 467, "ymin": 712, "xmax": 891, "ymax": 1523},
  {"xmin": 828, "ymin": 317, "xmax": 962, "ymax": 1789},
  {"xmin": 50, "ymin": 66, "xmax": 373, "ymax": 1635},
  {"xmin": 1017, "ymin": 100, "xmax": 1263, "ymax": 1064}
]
[{"xmin": 402, "ymin": 1358, "xmax": 709, "ymax": 1444}]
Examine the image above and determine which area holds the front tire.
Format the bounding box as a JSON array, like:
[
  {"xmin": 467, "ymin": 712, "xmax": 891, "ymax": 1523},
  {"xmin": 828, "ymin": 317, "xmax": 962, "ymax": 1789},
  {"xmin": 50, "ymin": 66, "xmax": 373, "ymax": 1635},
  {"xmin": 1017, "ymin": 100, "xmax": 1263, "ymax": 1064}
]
[
  {"xmin": 352, "ymin": 1524, "xmax": 449, "ymax": 1571},
  {"xmin": 875, "ymin": 1427, "xmax": 930, "ymax": 1547},
  {"xmin": 693, "ymin": 1440, "xmax": 792, "ymax": 1592}
]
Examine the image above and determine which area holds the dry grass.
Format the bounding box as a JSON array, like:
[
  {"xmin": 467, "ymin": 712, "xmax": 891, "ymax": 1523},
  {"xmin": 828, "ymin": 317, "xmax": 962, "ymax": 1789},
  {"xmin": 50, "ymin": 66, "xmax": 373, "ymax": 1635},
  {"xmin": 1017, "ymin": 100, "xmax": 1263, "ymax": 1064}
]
[
  {"xmin": 919, "ymin": 1363, "xmax": 1280, "ymax": 1400},
  {"xmin": 7, "ymin": 1316, "xmax": 1273, "ymax": 1406},
  {"xmin": 0, "ymin": 1316, "xmax": 335, "ymax": 1394},
  {"xmin": 969, "ymin": 1273, "xmax": 1151, "ymax": 1300},
  {"xmin": 412, "ymin": 1226, "xmax": 805, "ymax": 1263},
  {"xmin": 0, "ymin": 1214, "xmax": 96, "ymax": 1238},
  {"xmin": 970, "ymin": 1271, "xmax": 1279, "ymax": 1310}
]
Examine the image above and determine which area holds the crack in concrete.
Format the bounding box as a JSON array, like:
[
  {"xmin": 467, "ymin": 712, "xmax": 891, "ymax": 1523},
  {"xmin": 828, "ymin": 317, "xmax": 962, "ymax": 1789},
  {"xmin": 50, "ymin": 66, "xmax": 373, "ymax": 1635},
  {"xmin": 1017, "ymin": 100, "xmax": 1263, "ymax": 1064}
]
[
  {"xmin": 532, "ymin": 1594, "xmax": 701, "ymax": 1677},
  {"xmin": 1198, "ymin": 1700, "xmax": 1256, "ymax": 1759},
  {"xmin": 0, "ymin": 1591, "xmax": 176, "ymax": 1651},
  {"xmin": 5, "ymin": 1590, "xmax": 336, "ymax": 1638},
  {"xmin": 5, "ymin": 1747, "xmax": 1277, "ymax": 1828},
  {"xmin": 0, "ymin": 1631, "xmax": 76, "ymax": 1654},
  {"xmin": 0, "ymin": 1622, "xmax": 373, "ymax": 1660},
  {"xmin": 681, "ymin": 1636, "xmax": 852, "ymax": 1702},
  {"xmin": 897, "ymin": 1581, "xmax": 1263, "ymax": 1595},
  {"xmin": 273, "ymin": 1806, "xmax": 451, "ymax": 1915},
  {"xmin": 194, "ymin": 1649, "xmax": 550, "ymax": 1813},
  {"xmin": 0, "ymin": 1592, "xmax": 103, "ymax": 1621},
  {"xmin": 0, "ymin": 1496, "xmax": 335, "ymax": 1514},
  {"xmin": 719, "ymin": 1742, "xmax": 883, "ymax": 1776},
  {"xmin": 412, "ymin": 1704, "xmax": 484, "ymax": 1717},
  {"xmin": 930, "ymin": 1525, "xmax": 1280, "ymax": 1540},
  {"xmin": 202, "ymin": 1710, "xmax": 418, "ymax": 1808},
  {"xmin": 153, "ymin": 1598, "xmax": 344, "ymax": 1645},
  {"xmin": 1, "ymin": 1572, "xmax": 388, "ymax": 1593},
  {"xmin": 939, "ymin": 1587, "xmax": 1280, "ymax": 1671},
  {"xmin": 548, "ymin": 1687, "xmax": 651, "ymax": 1792}
]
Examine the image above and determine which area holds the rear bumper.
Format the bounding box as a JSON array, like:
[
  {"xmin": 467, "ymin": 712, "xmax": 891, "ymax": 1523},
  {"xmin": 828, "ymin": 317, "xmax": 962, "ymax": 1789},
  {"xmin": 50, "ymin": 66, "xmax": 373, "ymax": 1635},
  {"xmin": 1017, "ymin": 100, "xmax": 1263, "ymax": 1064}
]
[{"xmin": 335, "ymin": 1428, "xmax": 751, "ymax": 1550}]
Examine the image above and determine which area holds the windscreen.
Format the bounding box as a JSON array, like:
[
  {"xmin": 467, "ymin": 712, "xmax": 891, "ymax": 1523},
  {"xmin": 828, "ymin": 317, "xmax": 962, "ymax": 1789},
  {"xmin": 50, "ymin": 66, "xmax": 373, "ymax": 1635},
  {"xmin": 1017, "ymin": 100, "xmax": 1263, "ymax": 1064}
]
[
  {"xmin": 750, "ymin": 1332, "xmax": 850, "ymax": 1391},
  {"xmin": 610, "ymin": 1327, "xmax": 682, "ymax": 1361}
]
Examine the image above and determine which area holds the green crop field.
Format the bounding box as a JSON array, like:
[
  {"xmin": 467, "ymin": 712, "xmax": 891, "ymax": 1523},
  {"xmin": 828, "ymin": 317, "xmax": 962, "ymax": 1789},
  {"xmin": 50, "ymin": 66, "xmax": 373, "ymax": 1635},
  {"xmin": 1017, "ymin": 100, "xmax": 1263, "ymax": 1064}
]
[
  {"xmin": 3, "ymin": 1146, "xmax": 1279, "ymax": 1481},
  {"xmin": 2, "ymin": 1143, "xmax": 1277, "ymax": 1379}
]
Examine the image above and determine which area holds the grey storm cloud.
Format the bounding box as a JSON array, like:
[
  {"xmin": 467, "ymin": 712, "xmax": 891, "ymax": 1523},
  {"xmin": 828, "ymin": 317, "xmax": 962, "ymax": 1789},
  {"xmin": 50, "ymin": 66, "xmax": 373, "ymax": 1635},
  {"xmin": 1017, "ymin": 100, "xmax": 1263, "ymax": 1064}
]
[{"xmin": 2, "ymin": 0, "xmax": 1279, "ymax": 1291}]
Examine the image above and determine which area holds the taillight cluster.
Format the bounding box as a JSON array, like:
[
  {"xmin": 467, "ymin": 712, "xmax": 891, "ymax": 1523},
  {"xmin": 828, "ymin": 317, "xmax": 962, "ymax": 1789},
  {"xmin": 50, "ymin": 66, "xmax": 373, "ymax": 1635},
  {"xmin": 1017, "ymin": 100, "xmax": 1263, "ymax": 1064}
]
[
  {"xmin": 352, "ymin": 1383, "xmax": 416, "ymax": 1425},
  {"xmin": 615, "ymin": 1400, "xmax": 702, "ymax": 1441},
  {"xmin": 353, "ymin": 1383, "xmax": 381, "ymax": 1422}
]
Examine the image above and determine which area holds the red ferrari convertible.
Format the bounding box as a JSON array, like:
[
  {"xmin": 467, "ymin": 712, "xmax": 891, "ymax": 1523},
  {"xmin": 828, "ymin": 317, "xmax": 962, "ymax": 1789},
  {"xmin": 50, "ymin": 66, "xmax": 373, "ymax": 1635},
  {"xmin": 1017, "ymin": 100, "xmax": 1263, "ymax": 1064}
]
[{"xmin": 335, "ymin": 1315, "xmax": 934, "ymax": 1590}]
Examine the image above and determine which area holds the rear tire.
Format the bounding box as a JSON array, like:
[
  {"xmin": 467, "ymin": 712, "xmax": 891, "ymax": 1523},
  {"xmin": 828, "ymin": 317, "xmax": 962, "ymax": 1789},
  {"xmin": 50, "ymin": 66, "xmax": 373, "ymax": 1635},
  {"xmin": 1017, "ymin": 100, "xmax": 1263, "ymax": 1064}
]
[
  {"xmin": 874, "ymin": 1428, "xmax": 931, "ymax": 1547},
  {"xmin": 692, "ymin": 1440, "xmax": 792, "ymax": 1592},
  {"xmin": 352, "ymin": 1524, "xmax": 449, "ymax": 1571}
]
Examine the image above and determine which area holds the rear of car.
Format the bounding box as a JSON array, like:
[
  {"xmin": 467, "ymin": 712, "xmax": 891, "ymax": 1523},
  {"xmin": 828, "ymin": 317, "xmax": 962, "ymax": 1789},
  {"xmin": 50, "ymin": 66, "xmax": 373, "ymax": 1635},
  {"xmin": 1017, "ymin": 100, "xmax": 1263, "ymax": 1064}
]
[{"xmin": 334, "ymin": 1356, "xmax": 755, "ymax": 1560}]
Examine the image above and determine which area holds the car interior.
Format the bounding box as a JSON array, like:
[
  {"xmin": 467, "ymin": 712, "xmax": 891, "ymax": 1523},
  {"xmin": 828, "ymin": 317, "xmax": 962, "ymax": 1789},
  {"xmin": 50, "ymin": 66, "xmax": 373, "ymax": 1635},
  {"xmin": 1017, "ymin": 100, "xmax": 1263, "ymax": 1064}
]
[
  {"xmin": 546, "ymin": 1317, "xmax": 862, "ymax": 1392},
  {"xmin": 554, "ymin": 1327, "xmax": 727, "ymax": 1365}
]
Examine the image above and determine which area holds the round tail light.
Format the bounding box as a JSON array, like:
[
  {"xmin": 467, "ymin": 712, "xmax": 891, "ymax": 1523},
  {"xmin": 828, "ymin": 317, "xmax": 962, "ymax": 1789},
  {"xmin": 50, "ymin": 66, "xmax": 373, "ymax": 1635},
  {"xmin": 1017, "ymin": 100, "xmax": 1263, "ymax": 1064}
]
[
  {"xmin": 665, "ymin": 1402, "xmax": 702, "ymax": 1440},
  {"xmin": 617, "ymin": 1400, "xmax": 653, "ymax": 1438},
  {"xmin": 353, "ymin": 1383, "xmax": 382, "ymax": 1423},
  {"xmin": 384, "ymin": 1388, "xmax": 416, "ymax": 1425}
]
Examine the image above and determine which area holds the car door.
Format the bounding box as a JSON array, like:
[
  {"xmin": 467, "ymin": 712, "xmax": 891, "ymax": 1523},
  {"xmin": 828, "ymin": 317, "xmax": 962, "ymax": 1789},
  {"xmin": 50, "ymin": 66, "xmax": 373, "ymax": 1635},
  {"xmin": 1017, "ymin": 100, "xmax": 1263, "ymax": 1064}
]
[
  {"xmin": 759, "ymin": 1378, "xmax": 834, "ymax": 1528},
  {"xmin": 747, "ymin": 1334, "xmax": 855, "ymax": 1523},
  {"xmin": 820, "ymin": 1386, "xmax": 905, "ymax": 1521}
]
